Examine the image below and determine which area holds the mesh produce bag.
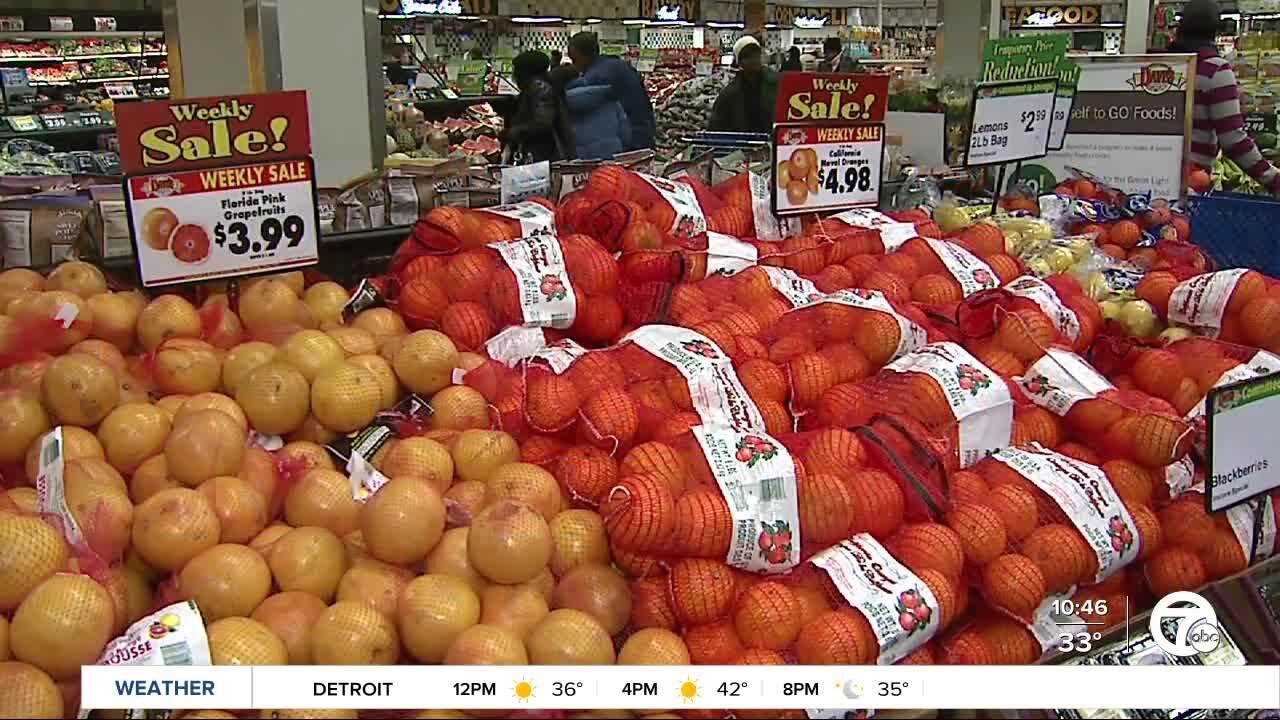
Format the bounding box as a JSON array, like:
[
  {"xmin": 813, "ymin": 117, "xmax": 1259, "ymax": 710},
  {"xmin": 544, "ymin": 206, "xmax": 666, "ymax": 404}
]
[
  {"xmin": 1159, "ymin": 268, "xmax": 1280, "ymax": 349},
  {"xmin": 387, "ymin": 217, "xmax": 657, "ymax": 350},
  {"xmin": 1015, "ymin": 347, "xmax": 1196, "ymax": 469}
]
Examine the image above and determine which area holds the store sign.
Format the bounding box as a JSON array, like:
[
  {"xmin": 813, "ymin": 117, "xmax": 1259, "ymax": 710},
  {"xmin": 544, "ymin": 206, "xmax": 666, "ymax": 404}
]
[
  {"xmin": 769, "ymin": 5, "xmax": 850, "ymax": 26},
  {"xmin": 794, "ymin": 15, "xmax": 829, "ymax": 28},
  {"xmin": 772, "ymin": 124, "xmax": 884, "ymax": 215},
  {"xmin": 1004, "ymin": 5, "xmax": 1102, "ymax": 27},
  {"xmin": 114, "ymin": 90, "xmax": 312, "ymax": 174},
  {"xmin": 1015, "ymin": 55, "xmax": 1194, "ymax": 200},
  {"xmin": 656, "ymin": 4, "xmax": 681, "ymax": 20},
  {"xmin": 774, "ymin": 73, "xmax": 890, "ymax": 125},
  {"xmin": 1207, "ymin": 370, "xmax": 1280, "ymax": 511},
  {"xmin": 381, "ymin": 0, "xmax": 496, "ymax": 14},
  {"xmin": 1048, "ymin": 59, "xmax": 1082, "ymax": 151},
  {"xmin": 968, "ymin": 35, "xmax": 1068, "ymax": 167},
  {"xmin": 640, "ymin": 0, "xmax": 700, "ymax": 20},
  {"xmin": 117, "ymin": 90, "xmax": 319, "ymax": 287}
]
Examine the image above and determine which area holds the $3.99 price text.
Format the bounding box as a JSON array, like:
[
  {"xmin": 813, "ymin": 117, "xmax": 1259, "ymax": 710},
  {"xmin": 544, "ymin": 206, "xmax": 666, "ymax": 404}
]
[{"xmin": 215, "ymin": 215, "xmax": 307, "ymax": 256}]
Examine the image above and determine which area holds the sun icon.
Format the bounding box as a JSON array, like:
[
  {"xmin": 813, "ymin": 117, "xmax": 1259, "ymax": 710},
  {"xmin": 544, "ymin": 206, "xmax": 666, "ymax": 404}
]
[
  {"xmin": 513, "ymin": 679, "xmax": 535, "ymax": 703},
  {"xmin": 679, "ymin": 677, "xmax": 700, "ymax": 704}
]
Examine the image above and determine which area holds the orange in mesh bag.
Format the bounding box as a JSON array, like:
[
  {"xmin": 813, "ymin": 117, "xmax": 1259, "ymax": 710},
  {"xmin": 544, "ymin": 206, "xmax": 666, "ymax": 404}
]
[{"xmin": 1015, "ymin": 347, "xmax": 1196, "ymax": 468}]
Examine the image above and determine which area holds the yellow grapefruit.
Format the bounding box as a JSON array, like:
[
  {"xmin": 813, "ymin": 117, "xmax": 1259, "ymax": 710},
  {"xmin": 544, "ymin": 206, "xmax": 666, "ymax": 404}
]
[
  {"xmin": 136, "ymin": 294, "xmax": 201, "ymax": 351},
  {"xmin": 221, "ymin": 341, "xmax": 278, "ymax": 395},
  {"xmin": 393, "ymin": 330, "xmax": 458, "ymax": 395},
  {"xmin": 236, "ymin": 362, "xmax": 310, "ymax": 435},
  {"xmin": 41, "ymin": 353, "xmax": 119, "ymax": 426},
  {"xmin": 163, "ymin": 409, "xmax": 246, "ymax": 487},
  {"xmin": 267, "ymin": 525, "xmax": 349, "ymax": 602},
  {"xmin": 397, "ymin": 574, "xmax": 480, "ymax": 663},
  {"xmin": 468, "ymin": 501, "xmax": 551, "ymax": 584},
  {"xmin": 97, "ymin": 402, "xmax": 171, "ymax": 474},
  {"xmin": 130, "ymin": 487, "xmax": 220, "ymax": 571},
  {"xmin": 311, "ymin": 362, "xmax": 381, "ymax": 433},
  {"xmin": 360, "ymin": 477, "xmax": 446, "ymax": 565},
  {"xmin": 11, "ymin": 574, "xmax": 115, "ymax": 679},
  {"xmin": 179, "ymin": 543, "xmax": 272, "ymax": 621},
  {"xmin": 207, "ymin": 616, "xmax": 287, "ymax": 665}
]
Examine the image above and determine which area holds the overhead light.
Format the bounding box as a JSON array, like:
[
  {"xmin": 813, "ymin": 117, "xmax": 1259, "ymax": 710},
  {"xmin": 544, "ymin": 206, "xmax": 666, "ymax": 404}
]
[
  {"xmin": 584, "ymin": 17, "xmax": 604, "ymax": 24},
  {"xmin": 1100, "ymin": 22, "xmax": 1124, "ymax": 27},
  {"xmin": 381, "ymin": 13, "xmax": 412, "ymax": 19},
  {"xmin": 655, "ymin": 4, "xmax": 682, "ymax": 21},
  {"xmin": 765, "ymin": 23, "xmax": 778, "ymax": 29},
  {"xmin": 511, "ymin": 16, "xmax": 562, "ymax": 23},
  {"xmin": 622, "ymin": 19, "xmax": 648, "ymax": 25},
  {"xmin": 457, "ymin": 15, "xmax": 479, "ymax": 20},
  {"xmin": 707, "ymin": 21, "xmax": 744, "ymax": 29},
  {"xmin": 1222, "ymin": 12, "xmax": 1241, "ymax": 20}
]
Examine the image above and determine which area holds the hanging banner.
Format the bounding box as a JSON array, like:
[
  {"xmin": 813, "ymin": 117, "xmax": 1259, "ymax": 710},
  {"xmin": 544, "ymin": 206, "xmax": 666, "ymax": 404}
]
[
  {"xmin": 774, "ymin": 73, "xmax": 890, "ymax": 125},
  {"xmin": 118, "ymin": 90, "xmax": 320, "ymax": 287},
  {"xmin": 1013, "ymin": 55, "xmax": 1195, "ymax": 199}
]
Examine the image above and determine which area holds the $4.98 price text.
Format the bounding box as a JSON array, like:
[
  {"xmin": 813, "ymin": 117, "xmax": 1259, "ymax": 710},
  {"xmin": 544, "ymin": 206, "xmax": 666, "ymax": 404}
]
[{"xmin": 125, "ymin": 157, "xmax": 320, "ymax": 287}]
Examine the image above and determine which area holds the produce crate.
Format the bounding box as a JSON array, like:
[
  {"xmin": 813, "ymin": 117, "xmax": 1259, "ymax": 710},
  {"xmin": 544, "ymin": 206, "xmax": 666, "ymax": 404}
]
[{"xmin": 1185, "ymin": 191, "xmax": 1280, "ymax": 276}]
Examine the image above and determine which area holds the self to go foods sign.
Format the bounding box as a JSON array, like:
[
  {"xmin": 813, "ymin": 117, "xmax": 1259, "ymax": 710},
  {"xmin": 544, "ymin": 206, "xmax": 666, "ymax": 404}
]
[
  {"xmin": 115, "ymin": 90, "xmax": 321, "ymax": 288},
  {"xmin": 771, "ymin": 73, "xmax": 890, "ymax": 216}
]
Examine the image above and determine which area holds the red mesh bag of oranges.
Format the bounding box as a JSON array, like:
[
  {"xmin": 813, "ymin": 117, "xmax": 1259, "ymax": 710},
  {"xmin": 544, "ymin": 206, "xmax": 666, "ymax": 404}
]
[
  {"xmin": 1015, "ymin": 347, "xmax": 1196, "ymax": 469},
  {"xmin": 968, "ymin": 445, "xmax": 1148, "ymax": 618},
  {"xmin": 805, "ymin": 206, "xmax": 944, "ymax": 248},
  {"xmin": 391, "ymin": 226, "xmax": 641, "ymax": 352},
  {"xmin": 391, "ymin": 199, "xmax": 556, "ymax": 265},
  {"xmin": 1155, "ymin": 269, "xmax": 1280, "ymax": 352},
  {"xmin": 462, "ymin": 323, "xmax": 796, "ymax": 455},
  {"xmin": 632, "ymin": 533, "xmax": 962, "ymax": 668},
  {"xmin": 947, "ymin": 273, "xmax": 1104, "ymax": 373},
  {"xmin": 814, "ymin": 341, "xmax": 1016, "ymax": 471}
]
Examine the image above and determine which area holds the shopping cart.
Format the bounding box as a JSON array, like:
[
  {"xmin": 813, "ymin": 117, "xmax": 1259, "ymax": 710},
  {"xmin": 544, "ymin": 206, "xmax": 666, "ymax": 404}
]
[{"xmin": 1185, "ymin": 191, "xmax": 1280, "ymax": 276}]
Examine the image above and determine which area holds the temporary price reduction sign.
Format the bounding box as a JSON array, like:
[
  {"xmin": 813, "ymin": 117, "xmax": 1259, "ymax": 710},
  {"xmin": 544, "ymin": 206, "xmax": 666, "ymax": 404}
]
[
  {"xmin": 771, "ymin": 73, "xmax": 890, "ymax": 216},
  {"xmin": 115, "ymin": 90, "xmax": 320, "ymax": 287},
  {"xmin": 967, "ymin": 35, "xmax": 1069, "ymax": 167}
]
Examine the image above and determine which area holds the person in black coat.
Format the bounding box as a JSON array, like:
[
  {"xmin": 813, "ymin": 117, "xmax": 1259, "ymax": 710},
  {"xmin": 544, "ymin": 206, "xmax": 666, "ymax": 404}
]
[
  {"xmin": 504, "ymin": 50, "xmax": 574, "ymax": 164},
  {"xmin": 781, "ymin": 46, "xmax": 803, "ymax": 72}
]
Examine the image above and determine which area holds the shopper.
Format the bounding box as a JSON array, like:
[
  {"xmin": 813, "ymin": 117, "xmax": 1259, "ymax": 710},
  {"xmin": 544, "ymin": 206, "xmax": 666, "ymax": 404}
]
[
  {"xmin": 1173, "ymin": 0, "xmax": 1280, "ymax": 194},
  {"xmin": 709, "ymin": 36, "xmax": 778, "ymax": 135},
  {"xmin": 782, "ymin": 46, "xmax": 803, "ymax": 72},
  {"xmin": 550, "ymin": 49, "xmax": 563, "ymax": 67},
  {"xmin": 553, "ymin": 64, "xmax": 631, "ymax": 160},
  {"xmin": 819, "ymin": 37, "xmax": 859, "ymax": 73},
  {"xmin": 568, "ymin": 32, "xmax": 656, "ymax": 151},
  {"xmin": 504, "ymin": 50, "xmax": 574, "ymax": 164}
]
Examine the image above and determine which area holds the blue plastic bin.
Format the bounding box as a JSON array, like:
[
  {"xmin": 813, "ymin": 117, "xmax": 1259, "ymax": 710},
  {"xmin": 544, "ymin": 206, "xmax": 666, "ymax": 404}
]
[{"xmin": 1185, "ymin": 191, "xmax": 1280, "ymax": 276}]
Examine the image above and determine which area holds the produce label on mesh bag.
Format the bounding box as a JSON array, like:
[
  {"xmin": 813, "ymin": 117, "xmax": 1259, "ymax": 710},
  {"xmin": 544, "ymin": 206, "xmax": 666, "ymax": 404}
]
[
  {"xmin": 479, "ymin": 199, "xmax": 556, "ymax": 236},
  {"xmin": 749, "ymin": 170, "xmax": 801, "ymax": 242},
  {"xmin": 886, "ymin": 342, "xmax": 1013, "ymax": 467},
  {"xmin": 830, "ymin": 207, "xmax": 919, "ymax": 252},
  {"xmin": 760, "ymin": 266, "xmax": 823, "ymax": 308},
  {"xmin": 1185, "ymin": 350, "xmax": 1280, "ymax": 422},
  {"xmin": 811, "ymin": 534, "xmax": 941, "ymax": 665},
  {"xmin": 484, "ymin": 325, "xmax": 588, "ymax": 374},
  {"xmin": 706, "ymin": 231, "xmax": 759, "ymax": 277},
  {"xmin": 693, "ymin": 425, "xmax": 801, "ymax": 574},
  {"xmin": 925, "ymin": 239, "xmax": 1000, "ymax": 297},
  {"xmin": 326, "ymin": 394, "xmax": 431, "ymax": 501},
  {"xmin": 1168, "ymin": 268, "xmax": 1250, "ymax": 337},
  {"xmin": 35, "ymin": 427, "xmax": 86, "ymax": 548},
  {"xmin": 96, "ymin": 600, "xmax": 211, "ymax": 666},
  {"xmin": 992, "ymin": 445, "xmax": 1140, "ymax": 582},
  {"xmin": 1005, "ymin": 275, "xmax": 1081, "ymax": 341},
  {"xmin": 490, "ymin": 232, "xmax": 577, "ymax": 329},
  {"xmin": 626, "ymin": 325, "xmax": 765, "ymax": 432},
  {"xmin": 1017, "ymin": 348, "xmax": 1114, "ymax": 416},
  {"xmin": 1165, "ymin": 456, "xmax": 1201, "ymax": 498},
  {"xmin": 816, "ymin": 288, "xmax": 929, "ymax": 362},
  {"xmin": 1226, "ymin": 495, "xmax": 1277, "ymax": 564},
  {"xmin": 636, "ymin": 172, "xmax": 707, "ymax": 239}
]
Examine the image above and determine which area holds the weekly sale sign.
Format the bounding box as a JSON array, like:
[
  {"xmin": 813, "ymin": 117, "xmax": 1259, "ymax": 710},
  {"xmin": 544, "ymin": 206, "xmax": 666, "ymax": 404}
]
[{"xmin": 117, "ymin": 90, "xmax": 319, "ymax": 287}]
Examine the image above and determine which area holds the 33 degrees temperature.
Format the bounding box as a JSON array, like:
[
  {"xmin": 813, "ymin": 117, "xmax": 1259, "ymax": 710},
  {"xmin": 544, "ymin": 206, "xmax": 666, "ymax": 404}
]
[{"xmin": 214, "ymin": 215, "xmax": 306, "ymax": 256}]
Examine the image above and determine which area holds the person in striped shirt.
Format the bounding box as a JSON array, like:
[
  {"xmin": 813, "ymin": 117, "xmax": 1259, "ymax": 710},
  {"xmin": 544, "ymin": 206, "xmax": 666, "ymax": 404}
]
[{"xmin": 1173, "ymin": 0, "xmax": 1280, "ymax": 195}]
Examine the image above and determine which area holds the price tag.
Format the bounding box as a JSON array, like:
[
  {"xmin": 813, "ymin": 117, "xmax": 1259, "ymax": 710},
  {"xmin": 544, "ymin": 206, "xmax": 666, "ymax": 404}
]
[
  {"xmin": 636, "ymin": 58, "xmax": 657, "ymax": 72},
  {"xmin": 413, "ymin": 88, "xmax": 433, "ymax": 102},
  {"xmin": 49, "ymin": 16, "xmax": 73, "ymax": 32},
  {"xmin": 1245, "ymin": 111, "xmax": 1277, "ymax": 136},
  {"xmin": 772, "ymin": 123, "xmax": 884, "ymax": 216},
  {"xmin": 77, "ymin": 111, "xmax": 109, "ymax": 127},
  {"xmin": 39, "ymin": 113, "xmax": 70, "ymax": 130},
  {"xmin": 440, "ymin": 87, "xmax": 458, "ymax": 99},
  {"xmin": 6, "ymin": 115, "xmax": 41, "ymax": 132},
  {"xmin": 94, "ymin": 16, "xmax": 117, "ymax": 31},
  {"xmin": 966, "ymin": 78, "xmax": 1057, "ymax": 166},
  {"xmin": 104, "ymin": 82, "xmax": 138, "ymax": 100},
  {"xmin": 1206, "ymin": 369, "xmax": 1280, "ymax": 511},
  {"xmin": 0, "ymin": 16, "xmax": 24, "ymax": 31},
  {"xmin": 696, "ymin": 60, "xmax": 713, "ymax": 76},
  {"xmin": 125, "ymin": 158, "xmax": 320, "ymax": 287}
]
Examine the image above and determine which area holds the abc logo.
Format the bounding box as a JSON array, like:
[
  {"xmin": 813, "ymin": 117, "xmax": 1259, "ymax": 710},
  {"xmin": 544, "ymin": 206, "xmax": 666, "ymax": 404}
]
[{"xmin": 1149, "ymin": 591, "xmax": 1221, "ymax": 657}]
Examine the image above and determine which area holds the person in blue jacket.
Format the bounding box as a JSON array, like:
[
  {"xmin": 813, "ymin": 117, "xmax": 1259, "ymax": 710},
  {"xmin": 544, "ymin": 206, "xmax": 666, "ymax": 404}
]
[
  {"xmin": 551, "ymin": 65, "xmax": 631, "ymax": 160},
  {"xmin": 568, "ymin": 32, "xmax": 655, "ymax": 151}
]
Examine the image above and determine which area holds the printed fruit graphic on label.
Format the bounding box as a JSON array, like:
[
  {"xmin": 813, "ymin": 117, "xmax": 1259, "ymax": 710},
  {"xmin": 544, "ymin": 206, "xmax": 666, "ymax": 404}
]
[
  {"xmin": 170, "ymin": 224, "xmax": 211, "ymax": 264},
  {"xmin": 141, "ymin": 207, "xmax": 179, "ymax": 251}
]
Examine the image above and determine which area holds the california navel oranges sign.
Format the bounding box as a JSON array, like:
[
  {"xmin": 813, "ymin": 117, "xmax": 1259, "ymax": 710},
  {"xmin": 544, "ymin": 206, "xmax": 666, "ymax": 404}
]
[{"xmin": 117, "ymin": 91, "xmax": 320, "ymax": 287}]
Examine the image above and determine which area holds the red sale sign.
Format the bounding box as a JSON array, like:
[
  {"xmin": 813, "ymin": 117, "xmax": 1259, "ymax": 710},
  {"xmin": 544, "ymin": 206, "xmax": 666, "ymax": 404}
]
[
  {"xmin": 774, "ymin": 73, "xmax": 890, "ymax": 125},
  {"xmin": 114, "ymin": 90, "xmax": 312, "ymax": 175}
]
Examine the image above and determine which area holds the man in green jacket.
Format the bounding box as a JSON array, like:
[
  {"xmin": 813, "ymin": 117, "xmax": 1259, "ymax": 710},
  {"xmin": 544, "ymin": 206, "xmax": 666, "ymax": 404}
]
[{"xmin": 710, "ymin": 36, "xmax": 778, "ymax": 135}]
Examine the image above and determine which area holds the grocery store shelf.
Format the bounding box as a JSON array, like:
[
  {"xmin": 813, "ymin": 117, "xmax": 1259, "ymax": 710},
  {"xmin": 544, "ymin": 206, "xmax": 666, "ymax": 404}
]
[
  {"xmin": 29, "ymin": 71, "xmax": 168, "ymax": 86},
  {"xmin": 0, "ymin": 124, "xmax": 115, "ymax": 140},
  {"xmin": 0, "ymin": 51, "xmax": 165, "ymax": 63},
  {"xmin": 0, "ymin": 31, "xmax": 156, "ymax": 40}
]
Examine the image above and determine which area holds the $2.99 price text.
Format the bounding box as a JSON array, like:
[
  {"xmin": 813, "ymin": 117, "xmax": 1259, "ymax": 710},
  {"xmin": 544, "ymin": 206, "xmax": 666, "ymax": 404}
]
[{"xmin": 126, "ymin": 157, "xmax": 320, "ymax": 287}]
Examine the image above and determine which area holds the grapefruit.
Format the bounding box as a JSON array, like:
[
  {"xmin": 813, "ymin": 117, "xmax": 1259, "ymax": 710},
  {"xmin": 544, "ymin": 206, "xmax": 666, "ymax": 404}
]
[
  {"xmin": 452, "ymin": 429, "xmax": 520, "ymax": 483},
  {"xmin": 429, "ymin": 385, "xmax": 490, "ymax": 430},
  {"xmin": 380, "ymin": 437, "xmax": 454, "ymax": 493},
  {"xmin": 11, "ymin": 574, "xmax": 115, "ymax": 679},
  {"xmin": 207, "ymin": 617, "xmax": 288, "ymax": 665},
  {"xmin": 163, "ymin": 409, "xmax": 246, "ymax": 487},
  {"xmin": 131, "ymin": 487, "xmax": 220, "ymax": 571},
  {"xmin": 0, "ymin": 513, "xmax": 68, "ymax": 611},
  {"xmin": 0, "ymin": 661, "xmax": 62, "ymax": 718},
  {"xmin": 304, "ymin": 282, "xmax": 350, "ymax": 329},
  {"xmin": 526, "ymin": 609, "xmax": 616, "ymax": 665},
  {"xmin": 179, "ymin": 543, "xmax": 272, "ymax": 621},
  {"xmin": 311, "ymin": 362, "xmax": 381, "ymax": 433},
  {"xmin": 153, "ymin": 338, "xmax": 221, "ymax": 395},
  {"xmin": 442, "ymin": 624, "xmax": 528, "ymax": 665},
  {"xmin": 41, "ymin": 353, "xmax": 119, "ymax": 426},
  {"xmin": 548, "ymin": 509, "xmax": 611, "ymax": 577},
  {"xmin": 393, "ymin": 330, "xmax": 458, "ymax": 396},
  {"xmin": 425, "ymin": 527, "xmax": 489, "ymax": 595},
  {"xmin": 268, "ymin": 526, "xmax": 349, "ymax": 602},
  {"xmin": 360, "ymin": 476, "xmax": 446, "ymax": 565},
  {"xmin": 284, "ymin": 469, "xmax": 360, "ymax": 536},
  {"xmin": 238, "ymin": 280, "xmax": 302, "ymax": 336},
  {"xmin": 551, "ymin": 563, "xmax": 632, "ymax": 635},
  {"xmin": 346, "ymin": 353, "xmax": 399, "ymax": 410},
  {"xmin": 236, "ymin": 362, "xmax": 311, "ymax": 435},
  {"xmin": 136, "ymin": 295, "xmax": 201, "ymax": 351},
  {"xmin": 397, "ymin": 574, "xmax": 481, "ymax": 663},
  {"xmin": 97, "ymin": 402, "xmax": 171, "ymax": 474},
  {"xmin": 178, "ymin": 392, "xmax": 248, "ymax": 431},
  {"xmin": 281, "ymin": 329, "xmax": 346, "ymax": 382},
  {"xmin": 46, "ymin": 261, "xmax": 106, "ymax": 299},
  {"xmin": 0, "ymin": 390, "xmax": 50, "ymax": 465},
  {"xmin": 198, "ymin": 475, "xmax": 269, "ymax": 544},
  {"xmin": 250, "ymin": 591, "xmax": 327, "ymax": 665},
  {"xmin": 310, "ymin": 602, "xmax": 400, "ymax": 664},
  {"xmin": 467, "ymin": 500, "xmax": 552, "ymax": 584},
  {"xmin": 221, "ymin": 341, "xmax": 278, "ymax": 395},
  {"xmin": 85, "ymin": 292, "xmax": 140, "ymax": 350}
]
